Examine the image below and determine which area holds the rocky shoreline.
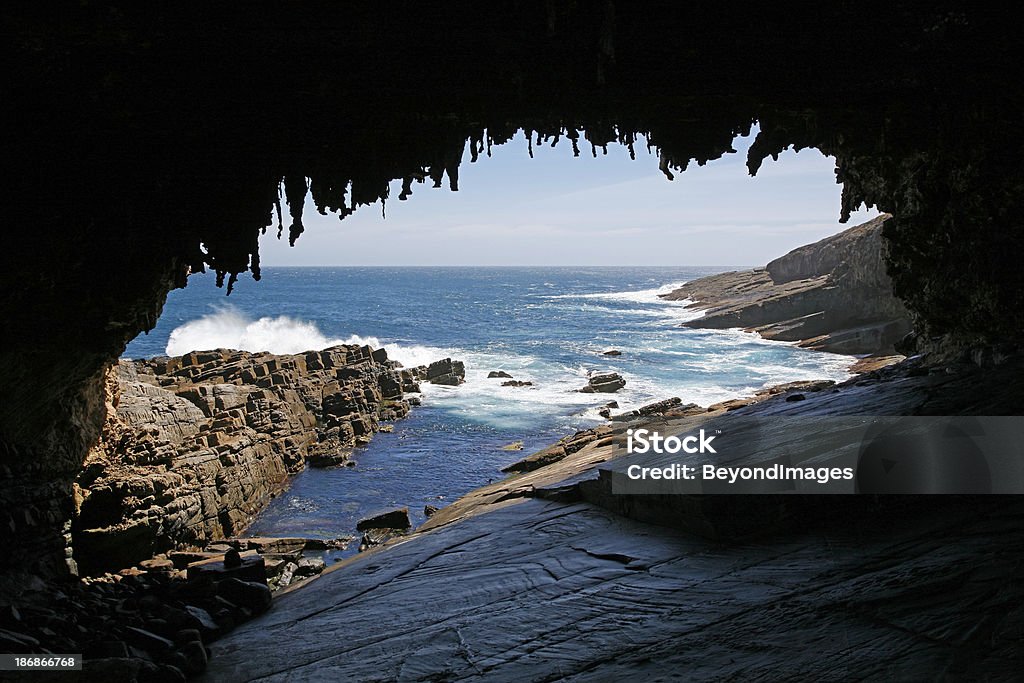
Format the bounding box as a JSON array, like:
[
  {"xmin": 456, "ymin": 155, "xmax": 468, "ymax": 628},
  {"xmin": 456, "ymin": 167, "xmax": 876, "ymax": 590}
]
[
  {"xmin": 661, "ymin": 214, "xmax": 912, "ymax": 358},
  {"xmin": 6, "ymin": 351, "xmax": 1020, "ymax": 681},
  {"xmin": 73, "ymin": 345, "xmax": 465, "ymax": 576}
]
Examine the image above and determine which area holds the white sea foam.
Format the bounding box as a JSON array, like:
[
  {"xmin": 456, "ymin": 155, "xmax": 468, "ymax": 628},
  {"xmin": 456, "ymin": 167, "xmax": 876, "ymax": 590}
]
[
  {"xmin": 165, "ymin": 308, "xmax": 454, "ymax": 368},
  {"xmin": 541, "ymin": 282, "xmax": 706, "ymax": 325},
  {"xmin": 166, "ymin": 308, "xmax": 347, "ymax": 356},
  {"xmin": 544, "ymin": 281, "xmax": 689, "ymax": 303}
]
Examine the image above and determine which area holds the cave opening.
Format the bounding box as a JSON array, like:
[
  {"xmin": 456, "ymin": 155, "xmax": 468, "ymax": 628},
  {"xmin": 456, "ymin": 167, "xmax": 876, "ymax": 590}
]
[
  {"xmin": 99, "ymin": 128, "xmax": 884, "ymax": 563},
  {"xmin": 4, "ymin": 4, "xmax": 1024, "ymax": 677}
]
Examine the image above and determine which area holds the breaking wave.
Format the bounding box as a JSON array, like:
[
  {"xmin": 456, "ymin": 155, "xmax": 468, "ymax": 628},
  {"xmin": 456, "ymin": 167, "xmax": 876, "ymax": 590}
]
[{"xmin": 165, "ymin": 307, "xmax": 451, "ymax": 368}]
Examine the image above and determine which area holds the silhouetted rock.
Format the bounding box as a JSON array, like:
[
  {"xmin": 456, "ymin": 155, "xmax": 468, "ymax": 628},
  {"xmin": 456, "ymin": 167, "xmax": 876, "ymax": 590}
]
[
  {"xmin": 488, "ymin": 370, "xmax": 513, "ymax": 378},
  {"xmin": 356, "ymin": 508, "xmax": 412, "ymax": 531}
]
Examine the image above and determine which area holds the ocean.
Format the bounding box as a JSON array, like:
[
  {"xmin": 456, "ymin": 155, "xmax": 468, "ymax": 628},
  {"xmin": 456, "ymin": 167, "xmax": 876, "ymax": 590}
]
[{"xmin": 124, "ymin": 266, "xmax": 854, "ymax": 545}]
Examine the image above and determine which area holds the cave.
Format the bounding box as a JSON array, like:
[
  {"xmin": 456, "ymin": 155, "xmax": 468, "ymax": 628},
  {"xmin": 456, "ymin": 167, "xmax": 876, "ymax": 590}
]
[{"xmin": 3, "ymin": 3, "xmax": 1024, "ymax": 677}]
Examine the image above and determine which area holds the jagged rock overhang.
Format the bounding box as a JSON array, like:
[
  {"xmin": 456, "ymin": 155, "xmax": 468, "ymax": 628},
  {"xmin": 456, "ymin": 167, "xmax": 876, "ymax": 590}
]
[{"xmin": 2, "ymin": 3, "xmax": 1023, "ymax": 576}]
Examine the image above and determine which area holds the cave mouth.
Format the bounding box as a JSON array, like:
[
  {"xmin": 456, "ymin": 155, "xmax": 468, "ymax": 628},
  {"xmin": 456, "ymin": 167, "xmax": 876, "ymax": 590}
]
[
  {"xmin": 99, "ymin": 133, "xmax": 887, "ymax": 563},
  {"xmin": 3, "ymin": 0, "xmax": 1023, "ymax": 614}
]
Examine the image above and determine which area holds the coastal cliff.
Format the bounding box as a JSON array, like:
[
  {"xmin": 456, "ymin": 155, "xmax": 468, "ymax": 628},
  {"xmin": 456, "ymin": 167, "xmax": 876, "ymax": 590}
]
[
  {"xmin": 73, "ymin": 346, "xmax": 462, "ymax": 575},
  {"xmin": 661, "ymin": 215, "xmax": 912, "ymax": 355}
]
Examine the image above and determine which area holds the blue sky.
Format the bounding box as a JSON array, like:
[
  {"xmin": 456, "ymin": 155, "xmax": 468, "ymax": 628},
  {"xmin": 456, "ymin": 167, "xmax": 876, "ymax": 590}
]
[{"xmin": 260, "ymin": 127, "xmax": 880, "ymax": 267}]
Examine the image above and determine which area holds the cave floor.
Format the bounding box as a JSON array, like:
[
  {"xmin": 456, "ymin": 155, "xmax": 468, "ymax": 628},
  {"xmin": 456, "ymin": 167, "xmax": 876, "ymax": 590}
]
[{"xmin": 203, "ymin": 496, "xmax": 1024, "ymax": 681}]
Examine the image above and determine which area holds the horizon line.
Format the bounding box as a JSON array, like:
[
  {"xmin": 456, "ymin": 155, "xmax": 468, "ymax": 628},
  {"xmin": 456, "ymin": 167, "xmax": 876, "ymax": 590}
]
[{"xmin": 225, "ymin": 263, "xmax": 758, "ymax": 269}]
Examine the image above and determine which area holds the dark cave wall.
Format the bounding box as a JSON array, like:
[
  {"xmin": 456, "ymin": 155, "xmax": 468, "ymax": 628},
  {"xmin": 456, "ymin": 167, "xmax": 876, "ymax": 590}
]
[{"xmin": 2, "ymin": 3, "xmax": 1023, "ymax": 577}]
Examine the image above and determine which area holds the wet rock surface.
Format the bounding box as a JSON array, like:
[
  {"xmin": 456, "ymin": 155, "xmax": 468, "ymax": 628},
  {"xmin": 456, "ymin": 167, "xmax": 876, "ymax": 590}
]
[
  {"xmin": 73, "ymin": 345, "xmax": 452, "ymax": 575},
  {"xmin": 662, "ymin": 215, "xmax": 912, "ymax": 355}
]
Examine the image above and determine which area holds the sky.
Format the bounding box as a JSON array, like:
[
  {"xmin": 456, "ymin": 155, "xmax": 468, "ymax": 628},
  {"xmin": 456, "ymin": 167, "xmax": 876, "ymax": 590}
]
[{"xmin": 259, "ymin": 127, "xmax": 880, "ymax": 267}]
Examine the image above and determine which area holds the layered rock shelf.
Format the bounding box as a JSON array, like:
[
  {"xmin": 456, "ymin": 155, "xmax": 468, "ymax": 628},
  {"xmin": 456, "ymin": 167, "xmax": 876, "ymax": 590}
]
[
  {"xmin": 662, "ymin": 215, "xmax": 912, "ymax": 356},
  {"xmin": 73, "ymin": 345, "xmax": 456, "ymax": 576}
]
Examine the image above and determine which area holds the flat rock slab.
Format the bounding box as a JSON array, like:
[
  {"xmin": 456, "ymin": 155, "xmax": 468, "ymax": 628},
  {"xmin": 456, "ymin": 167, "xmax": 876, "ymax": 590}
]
[
  {"xmin": 187, "ymin": 550, "xmax": 266, "ymax": 584},
  {"xmin": 202, "ymin": 497, "xmax": 1024, "ymax": 681}
]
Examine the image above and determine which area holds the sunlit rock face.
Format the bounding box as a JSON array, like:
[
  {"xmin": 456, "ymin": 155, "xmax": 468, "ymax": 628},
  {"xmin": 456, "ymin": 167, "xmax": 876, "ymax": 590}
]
[
  {"xmin": 2, "ymin": 4, "xmax": 1024, "ymax": 577},
  {"xmin": 74, "ymin": 345, "xmax": 426, "ymax": 575},
  {"xmin": 663, "ymin": 215, "xmax": 913, "ymax": 354}
]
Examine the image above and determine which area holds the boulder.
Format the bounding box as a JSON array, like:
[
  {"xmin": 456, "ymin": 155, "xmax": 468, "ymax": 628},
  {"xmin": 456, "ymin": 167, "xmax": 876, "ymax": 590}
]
[
  {"xmin": 223, "ymin": 549, "xmax": 242, "ymax": 568},
  {"xmin": 502, "ymin": 380, "xmax": 533, "ymax": 387},
  {"xmin": 426, "ymin": 358, "xmax": 465, "ymax": 385},
  {"xmin": 183, "ymin": 605, "xmax": 220, "ymax": 639},
  {"xmin": 579, "ymin": 373, "xmax": 626, "ymax": 393},
  {"xmin": 230, "ymin": 537, "xmax": 307, "ymax": 554},
  {"xmin": 178, "ymin": 640, "xmax": 209, "ymax": 676},
  {"xmin": 123, "ymin": 626, "xmax": 175, "ymax": 655},
  {"xmin": 356, "ymin": 508, "xmax": 412, "ymax": 531},
  {"xmin": 139, "ymin": 557, "xmax": 175, "ymax": 573},
  {"xmin": 487, "ymin": 370, "xmax": 513, "ymax": 378},
  {"xmin": 294, "ymin": 557, "xmax": 327, "ymax": 577}
]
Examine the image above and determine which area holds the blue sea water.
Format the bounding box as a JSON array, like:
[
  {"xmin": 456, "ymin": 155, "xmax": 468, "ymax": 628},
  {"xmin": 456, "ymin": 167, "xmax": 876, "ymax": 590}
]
[{"xmin": 125, "ymin": 266, "xmax": 854, "ymax": 543}]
